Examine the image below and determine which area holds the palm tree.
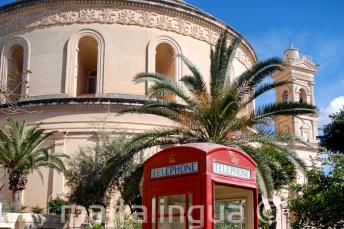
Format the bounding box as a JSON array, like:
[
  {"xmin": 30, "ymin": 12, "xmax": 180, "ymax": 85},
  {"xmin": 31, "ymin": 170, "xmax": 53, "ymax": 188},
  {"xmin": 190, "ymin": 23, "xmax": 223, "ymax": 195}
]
[
  {"xmin": 107, "ymin": 30, "xmax": 317, "ymax": 199},
  {"xmin": 0, "ymin": 119, "xmax": 68, "ymax": 211}
]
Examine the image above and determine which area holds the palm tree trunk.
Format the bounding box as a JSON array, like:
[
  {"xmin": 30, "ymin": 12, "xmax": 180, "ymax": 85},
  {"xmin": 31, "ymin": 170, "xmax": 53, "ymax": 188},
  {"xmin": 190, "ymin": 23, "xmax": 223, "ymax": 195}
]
[
  {"xmin": 85, "ymin": 207, "xmax": 91, "ymax": 225},
  {"xmin": 9, "ymin": 170, "xmax": 27, "ymax": 213},
  {"xmin": 268, "ymin": 199, "xmax": 277, "ymax": 229},
  {"xmin": 13, "ymin": 190, "xmax": 22, "ymax": 212}
]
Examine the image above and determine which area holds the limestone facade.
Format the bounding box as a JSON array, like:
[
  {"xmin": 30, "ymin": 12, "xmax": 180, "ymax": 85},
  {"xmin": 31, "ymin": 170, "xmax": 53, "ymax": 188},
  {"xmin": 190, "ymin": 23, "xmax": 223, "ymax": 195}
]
[
  {"xmin": 0, "ymin": 1, "xmax": 318, "ymax": 228},
  {"xmin": 0, "ymin": 0, "xmax": 255, "ymax": 214}
]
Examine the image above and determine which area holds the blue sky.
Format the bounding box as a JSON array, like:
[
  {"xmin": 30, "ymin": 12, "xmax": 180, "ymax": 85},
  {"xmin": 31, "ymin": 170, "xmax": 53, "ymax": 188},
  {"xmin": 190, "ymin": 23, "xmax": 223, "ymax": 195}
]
[
  {"xmin": 186, "ymin": 0, "xmax": 344, "ymax": 127},
  {"xmin": 1, "ymin": 0, "xmax": 343, "ymax": 126}
]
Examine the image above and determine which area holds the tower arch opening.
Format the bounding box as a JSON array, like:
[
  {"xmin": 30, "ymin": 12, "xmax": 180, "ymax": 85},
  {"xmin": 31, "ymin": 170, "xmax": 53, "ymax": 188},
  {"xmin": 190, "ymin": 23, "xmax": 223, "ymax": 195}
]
[
  {"xmin": 77, "ymin": 36, "xmax": 98, "ymax": 96},
  {"xmin": 282, "ymin": 90, "xmax": 289, "ymax": 102},
  {"xmin": 299, "ymin": 88, "xmax": 307, "ymax": 103},
  {"xmin": 7, "ymin": 44, "xmax": 24, "ymax": 100}
]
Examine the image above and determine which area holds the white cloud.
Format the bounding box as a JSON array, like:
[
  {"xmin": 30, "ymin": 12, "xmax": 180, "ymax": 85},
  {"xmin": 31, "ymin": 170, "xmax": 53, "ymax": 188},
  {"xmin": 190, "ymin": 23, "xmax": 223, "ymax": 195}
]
[{"xmin": 319, "ymin": 96, "xmax": 344, "ymax": 127}]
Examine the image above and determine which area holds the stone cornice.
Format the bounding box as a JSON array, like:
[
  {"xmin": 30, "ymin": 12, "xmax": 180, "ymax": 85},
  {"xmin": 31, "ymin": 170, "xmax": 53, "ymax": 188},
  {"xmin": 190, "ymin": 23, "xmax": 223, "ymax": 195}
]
[
  {"xmin": 0, "ymin": 94, "xmax": 189, "ymax": 112},
  {"xmin": 0, "ymin": 0, "xmax": 257, "ymax": 67},
  {"xmin": 291, "ymin": 144, "xmax": 319, "ymax": 153}
]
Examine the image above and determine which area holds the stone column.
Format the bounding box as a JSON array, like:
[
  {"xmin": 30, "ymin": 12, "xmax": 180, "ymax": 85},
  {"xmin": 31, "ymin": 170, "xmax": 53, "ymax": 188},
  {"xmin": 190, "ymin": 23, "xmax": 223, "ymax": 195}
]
[{"xmin": 51, "ymin": 132, "xmax": 67, "ymax": 198}]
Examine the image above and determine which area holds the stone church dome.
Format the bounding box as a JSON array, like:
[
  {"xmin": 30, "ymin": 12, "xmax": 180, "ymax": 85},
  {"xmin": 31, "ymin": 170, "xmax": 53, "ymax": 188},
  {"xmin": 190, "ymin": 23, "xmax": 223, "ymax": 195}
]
[
  {"xmin": 0, "ymin": 1, "xmax": 319, "ymax": 229},
  {"xmin": 0, "ymin": 0, "xmax": 257, "ymax": 215}
]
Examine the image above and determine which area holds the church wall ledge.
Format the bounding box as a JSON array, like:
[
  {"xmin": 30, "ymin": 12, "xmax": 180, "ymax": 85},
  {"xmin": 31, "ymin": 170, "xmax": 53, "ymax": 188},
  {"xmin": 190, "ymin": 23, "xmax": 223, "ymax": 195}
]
[
  {"xmin": 0, "ymin": 94, "xmax": 147, "ymax": 109},
  {"xmin": 0, "ymin": 93, "xmax": 188, "ymax": 110}
]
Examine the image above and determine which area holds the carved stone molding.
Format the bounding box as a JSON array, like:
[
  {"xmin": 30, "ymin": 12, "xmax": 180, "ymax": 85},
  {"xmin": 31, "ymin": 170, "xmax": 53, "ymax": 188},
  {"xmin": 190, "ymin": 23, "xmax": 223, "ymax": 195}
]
[
  {"xmin": 1, "ymin": 7, "xmax": 219, "ymax": 42},
  {"xmin": 0, "ymin": 3, "xmax": 254, "ymax": 68}
]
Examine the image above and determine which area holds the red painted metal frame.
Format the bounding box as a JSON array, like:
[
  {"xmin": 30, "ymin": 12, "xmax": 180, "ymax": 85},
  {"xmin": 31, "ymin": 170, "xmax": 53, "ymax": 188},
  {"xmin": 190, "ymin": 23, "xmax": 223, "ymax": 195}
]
[{"xmin": 143, "ymin": 143, "xmax": 258, "ymax": 229}]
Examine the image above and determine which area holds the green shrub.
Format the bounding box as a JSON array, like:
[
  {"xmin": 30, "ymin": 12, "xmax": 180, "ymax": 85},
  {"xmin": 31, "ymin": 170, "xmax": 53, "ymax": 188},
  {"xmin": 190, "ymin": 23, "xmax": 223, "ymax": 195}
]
[
  {"xmin": 32, "ymin": 205, "xmax": 44, "ymax": 214},
  {"xmin": 0, "ymin": 196, "xmax": 16, "ymax": 213},
  {"xmin": 85, "ymin": 224, "xmax": 104, "ymax": 229},
  {"xmin": 47, "ymin": 197, "xmax": 68, "ymax": 215},
  {"xmin": 113, "ymin": 212, "xmax": 142, "ymax": 229}
]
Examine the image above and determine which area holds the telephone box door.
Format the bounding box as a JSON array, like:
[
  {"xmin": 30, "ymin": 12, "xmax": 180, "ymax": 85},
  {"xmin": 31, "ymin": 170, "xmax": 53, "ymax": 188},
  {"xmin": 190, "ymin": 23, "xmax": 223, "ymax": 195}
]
[{"xmin": 144, "ymin": 180, "xmax": 202, "ymax": 229}]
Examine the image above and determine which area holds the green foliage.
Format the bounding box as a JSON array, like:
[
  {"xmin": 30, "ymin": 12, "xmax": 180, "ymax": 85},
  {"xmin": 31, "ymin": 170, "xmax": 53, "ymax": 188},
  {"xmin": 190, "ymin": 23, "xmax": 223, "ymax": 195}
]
[
  {"xmin": 260, "ymin": 146, "xmax": 295, "ymax": 190},
  {"xmin": 101, "ymin": 135, "xmax": 143, "ymax": 212},
  {"xmin": 289, "ymin": 153, "xmax": 344, "ymax": 228},
  {"xmin": 259, "ymin": 209, "xmax": 273, "ymax": 229},
  {"xmin": 113, "ymin": 212, "xmax": 142, "ymax": 229},
  {"xmin": 113, "ymin": 30, "xmax": 317, "ymax": 199},
  {"xmin": 47, "ymin": 197, "xmax": 68, "ymax": 215},
  {"xmin": 0, "ymin": 119, "xmax": 68, "ymax": 191},
  {"xmin": 121, "ymin": 166, "xmax": 143, "ymax": 212},
  {"xmin": 85, "ymin": 224, "xmax": 105, "ymax": 229},
  {"xmin": 0, "ymin": 119, "xmax": 68, "ymax": 211},
  {"xmin": 319, "ymin": 107, "xmax": 344, "ymax": 153},
  {"xmin": 1, "ymin": 69, "xmax": 32, "ymax": 101},
  {"xmin": 66, "ymin": 134, "xmax": 141, "ymax": 218},
  {"xmin": 66, "ymin": 138, "xmax": 113, "ymax": 213},
  {"xmin": 0, "ymin": 196, "xmax": 16, "ymax": 213},
  {"xmin": 32, "ymin": 205, "xmax": 44, "ymax": 214}
]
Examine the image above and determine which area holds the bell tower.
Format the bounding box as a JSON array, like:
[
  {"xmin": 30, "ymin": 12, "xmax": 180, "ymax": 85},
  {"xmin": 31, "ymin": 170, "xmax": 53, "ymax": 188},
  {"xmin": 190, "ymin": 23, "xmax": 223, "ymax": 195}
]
[
  {"xmin": 273, "ymin": 47, "xmax": 320, "ymax": 228},
  {"xmin": 273, "ymin": 46, "xmax": 319, "ymax": 144}
]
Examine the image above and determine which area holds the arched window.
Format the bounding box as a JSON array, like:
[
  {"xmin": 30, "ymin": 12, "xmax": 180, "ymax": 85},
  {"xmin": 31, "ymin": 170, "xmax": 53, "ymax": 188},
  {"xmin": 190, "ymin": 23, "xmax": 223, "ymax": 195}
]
[
  {"xmin": 65, "ymin": 29, "xmax": 105, "ymax": 96},
  {"xmin": 76, "ymin": 36, "xmax": 98, "ymax": 96},
  {"xmin": 299, "ymin": 88, "xmax": 307, "ymax": 103},
  {"xmin": 147, "ymin": 36, "xmax": 182, "ymax": 101},
  {"xmin": 87, "ymin": 70, "xmax": 97, "ymax": 94},
  {"xmin": 155, "ymin": 43, "xmax": 176, "ymax": 101},
  {"xmin": 0, "ymin": 36, "xmax": 30, "ymax": 101},
  {"xmin": 7, "ymin": 44, "xmax": 24, "ymax": 100},
  {"xmin": 282, "ymin": 90, "xmax": 289, "ymax": 102},
  {"xmin": 156, "ymin": 43, "xmax": 175, "ymax": 80}
]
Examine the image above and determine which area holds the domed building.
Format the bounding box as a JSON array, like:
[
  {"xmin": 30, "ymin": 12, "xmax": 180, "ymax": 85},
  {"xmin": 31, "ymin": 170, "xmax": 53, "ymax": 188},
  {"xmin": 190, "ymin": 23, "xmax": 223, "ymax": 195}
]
[{"xmin": 0, "ymin": 0, "xmax": 318, "ymax": 228}]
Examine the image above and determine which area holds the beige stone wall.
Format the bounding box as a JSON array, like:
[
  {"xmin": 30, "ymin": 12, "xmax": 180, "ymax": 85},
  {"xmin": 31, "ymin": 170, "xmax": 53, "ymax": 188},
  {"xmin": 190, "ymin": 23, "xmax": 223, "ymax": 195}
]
[
  {"xmin": 0, "ymin": 1, "xmax": 257, "ymax": 98},
  {"xmin": 0, "ymin": 104, "xmax": 179, "ymax": 209},
  {"xmin": 0, "ymin": 24, "xmax": 250, "ymax": 97},
  {"xmin": 0, "ymin": 0, "xmax": 257, "ymax": 216}
]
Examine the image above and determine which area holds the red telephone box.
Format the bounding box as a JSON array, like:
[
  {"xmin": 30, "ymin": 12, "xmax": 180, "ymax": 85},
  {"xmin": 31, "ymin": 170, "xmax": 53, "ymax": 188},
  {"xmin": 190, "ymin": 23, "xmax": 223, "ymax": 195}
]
[{"xmin": 143, "ymin": 143, "xmax": 258, "ymax": 229}]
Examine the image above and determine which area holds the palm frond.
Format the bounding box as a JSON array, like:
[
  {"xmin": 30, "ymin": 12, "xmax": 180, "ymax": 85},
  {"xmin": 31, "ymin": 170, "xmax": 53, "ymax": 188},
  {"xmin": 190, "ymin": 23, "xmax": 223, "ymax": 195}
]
[
  {"xmin": 0, "ymin": 119, "xmax": 68, "ymax": 192},
  {"xmin": 103, "ymin": 128, "xmax": 194, "ymax": 181},
  {"xmin": 115, "ymin": 29, "xmax": 318, "ymax": 199},
  {"xmin": 119, "ymin": 106, "xmax": 180, "ymax": 122},
  {"xmin": 147, "ymin": 81, "xmax": 194, "ymax": 105},
  {"xmin": 210, "ymin": 30, "xmax": 228, "ymax": 96},
  {"xmin": 234, "ymin": 58, "xmax": 285, "ymax": 97},
  {"xmin": 244, "ymin": 80, "xmax": 290, "ymax": 105},
  {"xmin": 254, "ymin": 102, "xmax": 317, "ymax": 120},
  {"xmin": 224, "ymin": 36, "xmax": 242, "ymax": 84},
  {"xmin": 180, "ymin": 75, "xmax": 207, "ymax": 96},
  {"xmin": 238, "ymin": 145, "xmax": 273, "ymax": 198},
  {"xmin": 134, "ymin": 72, "xmax": 169, "ymax": 84},
  {"xmin": 177, "ymin": 54, "xmax": 207, "ymax": 94},
  {"xmin": 135, "ymin": 72, "xmax": 194, "ymax": 106}
]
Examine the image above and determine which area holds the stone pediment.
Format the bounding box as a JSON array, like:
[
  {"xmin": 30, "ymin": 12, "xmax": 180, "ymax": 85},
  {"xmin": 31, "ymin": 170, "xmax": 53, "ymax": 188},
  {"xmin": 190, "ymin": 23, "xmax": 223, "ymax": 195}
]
[{"xmin": 292, "ymin": 59, "xmax": 319, "ymax": 72}]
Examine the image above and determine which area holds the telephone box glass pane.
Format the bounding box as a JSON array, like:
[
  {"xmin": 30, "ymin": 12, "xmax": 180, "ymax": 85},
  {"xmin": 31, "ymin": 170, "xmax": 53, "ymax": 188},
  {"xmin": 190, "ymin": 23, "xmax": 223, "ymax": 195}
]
[
  {"xmin": 215, "ymin": 199, "xmax": 247, "ymax": 229},
  {"xmin": 214, "ymin": 185, "xmax": 253, "ymax": 229},
  {"xmin": 188, "ymin": 193, "xmax": 192, "ymax": 206},
  {"xmin": 156, "ymin": 194, "xmax": 187, "ymax": 229},
  {"xmin": 158, "ymin": 194, "xmax": 186, "ymax": 215},
  {"xmin": 152, "ymin": 197, "xmax": 156, "ymax": 229},
  {"xmin": 158, "ymin": 217, "xmax": 186, "ymax": 229}
]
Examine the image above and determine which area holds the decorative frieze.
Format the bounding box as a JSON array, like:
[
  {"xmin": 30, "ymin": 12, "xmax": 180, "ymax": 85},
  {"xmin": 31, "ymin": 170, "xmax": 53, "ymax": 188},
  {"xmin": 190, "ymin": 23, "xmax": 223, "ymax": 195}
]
[{"xmin": 0, "ymin": 3, "xmax": 254, "ymax": 68}]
